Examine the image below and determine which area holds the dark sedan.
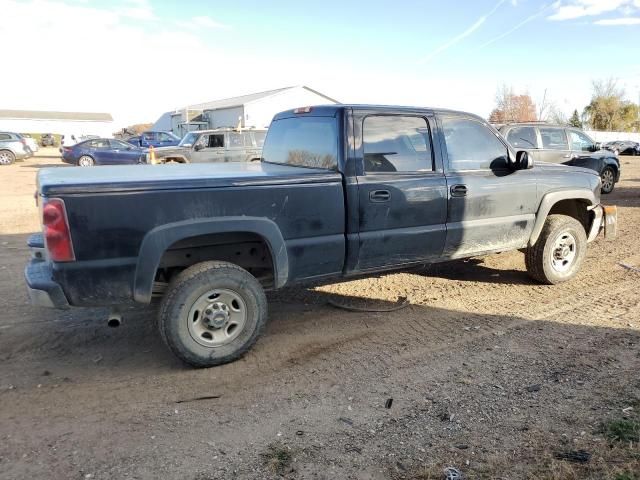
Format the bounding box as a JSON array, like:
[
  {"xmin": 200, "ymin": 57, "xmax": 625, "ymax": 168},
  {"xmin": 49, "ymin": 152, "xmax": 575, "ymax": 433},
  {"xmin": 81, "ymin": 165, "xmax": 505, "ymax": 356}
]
[
  {"xmin": 61, "ymin": 138, "xmax": 146, "ymax": 166},
  {"xmin": 604, "ymin": 140, "xmax": 640, "ymax": 156}
]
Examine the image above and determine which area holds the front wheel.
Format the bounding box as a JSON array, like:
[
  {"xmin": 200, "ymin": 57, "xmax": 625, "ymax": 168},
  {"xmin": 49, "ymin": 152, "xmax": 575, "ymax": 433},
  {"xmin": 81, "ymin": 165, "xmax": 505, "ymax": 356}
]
[
  {"xmin": 525, "ymin": 215, "xmax": 587, "ymax": 285},
  {"xmin": 158, "ymin": 261, "xmax": 268, "ymax": 367},
  {"xmin": 78, "ymin": 155, "xmax": 94, "ymax": 167},
  {"xmin": 600, "ymin": 166, "xmax": 616, "ymax": 194}
]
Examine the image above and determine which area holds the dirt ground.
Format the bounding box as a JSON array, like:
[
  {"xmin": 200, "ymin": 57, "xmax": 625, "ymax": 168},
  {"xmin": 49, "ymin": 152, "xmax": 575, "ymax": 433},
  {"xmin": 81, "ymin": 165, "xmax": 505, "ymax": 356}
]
[{"xmin": 1, "ymin": 148, "xmax": 640, "ymax": 480}]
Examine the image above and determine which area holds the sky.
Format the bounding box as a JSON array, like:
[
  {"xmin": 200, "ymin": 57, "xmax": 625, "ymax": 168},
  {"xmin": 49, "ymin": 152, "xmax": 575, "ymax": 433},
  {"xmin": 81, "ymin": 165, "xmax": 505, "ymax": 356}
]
[{"xmin": 1, "ymin": 0, "xmax": 639, "ymax": 127}]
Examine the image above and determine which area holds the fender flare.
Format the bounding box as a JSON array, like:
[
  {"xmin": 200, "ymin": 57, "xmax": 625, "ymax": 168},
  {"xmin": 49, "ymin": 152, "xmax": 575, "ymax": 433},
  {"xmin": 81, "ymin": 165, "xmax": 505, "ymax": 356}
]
[
  {"xmin": 133, "ymin": 216, "xmax": 289, "ymax": 303},
  {"xmin": 529, "ymin": 189, "xmax": 597, "ymax": 246}
]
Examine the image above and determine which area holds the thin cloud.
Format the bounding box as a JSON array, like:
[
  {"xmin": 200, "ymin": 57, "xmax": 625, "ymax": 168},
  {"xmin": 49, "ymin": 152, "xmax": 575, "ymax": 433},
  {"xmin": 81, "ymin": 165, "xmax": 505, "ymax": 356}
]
[
  {"xmin": 418, "ymin": 0, "xmax": 507, "ymax": 64},
  {"xmin": 176, "ymin": 15, "xmax": 231, "ymax": 30},
  {"xmin": 548, "ymin": 0, "xmax": 635, "ymax": 21},
  {"xmin": 595, "ymin": 16, "xmax": 640, "ymax": 24},
  {"xmin": 476, "ymin": 4, "xmax": 549, "ymax": 50}
]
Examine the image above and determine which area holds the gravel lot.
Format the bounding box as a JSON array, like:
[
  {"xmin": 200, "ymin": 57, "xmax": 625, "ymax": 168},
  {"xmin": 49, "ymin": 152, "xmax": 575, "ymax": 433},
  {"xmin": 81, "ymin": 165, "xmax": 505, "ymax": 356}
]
[{"xmin": 1, "ymin": 149, "xmax": 639, "ymax": 479}]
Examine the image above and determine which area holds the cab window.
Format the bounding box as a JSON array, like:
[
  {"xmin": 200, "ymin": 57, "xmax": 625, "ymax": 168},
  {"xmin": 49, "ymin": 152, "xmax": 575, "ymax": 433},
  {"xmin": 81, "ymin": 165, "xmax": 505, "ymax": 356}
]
[{"xmin": 363, "ymin": 115, "xmax": 433, "ymax": 173}]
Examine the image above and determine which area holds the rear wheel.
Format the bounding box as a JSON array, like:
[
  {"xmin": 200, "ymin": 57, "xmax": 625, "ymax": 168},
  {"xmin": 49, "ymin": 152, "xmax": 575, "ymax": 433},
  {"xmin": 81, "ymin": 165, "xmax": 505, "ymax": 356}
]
[
  {"xmin": 158, "ymin": 261, "xmax": 268, "ymax": 367},
  {"xmin": 78, "ymin": 155, "xmax": 94, "ymax": 167},
  {"xmin": 600, "ymin": 166, "xmax": 615, "ymax": 194},
  {"xmin": 0, "ymin": 150, "xmax": 15, "ymax": 165},
  {"xmin": 525, "ymin": 214, "xmax": 587, "ymax": 285}
]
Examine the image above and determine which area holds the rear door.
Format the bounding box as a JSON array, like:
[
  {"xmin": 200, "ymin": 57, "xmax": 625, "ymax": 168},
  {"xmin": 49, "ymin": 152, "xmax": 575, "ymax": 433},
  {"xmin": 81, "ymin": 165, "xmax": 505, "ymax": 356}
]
[
  {"xmin": 439, "ymin": 115, "xmax": 537, "ymax": 258},
  {"xmin": 225, "ymin": 132, "xmax": 246, "ymax": 162},
  {"xmin": 353, "ymin": 111, "xmax": 448, "ymax": 270},
  {"xmin": 537, "ymin": 126, "xmax": 571, "ymax": 164}
]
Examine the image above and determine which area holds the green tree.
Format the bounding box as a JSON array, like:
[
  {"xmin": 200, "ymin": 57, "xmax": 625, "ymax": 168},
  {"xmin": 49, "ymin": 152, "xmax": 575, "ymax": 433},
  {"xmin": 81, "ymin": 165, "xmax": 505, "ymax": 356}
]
[
  {"xmin": 583, "ymin": 79, "xmax": 639, "ymax": 131},
  {"xmin": 568, "ymin": 109, "xmax": 582, "ymax": 128}
]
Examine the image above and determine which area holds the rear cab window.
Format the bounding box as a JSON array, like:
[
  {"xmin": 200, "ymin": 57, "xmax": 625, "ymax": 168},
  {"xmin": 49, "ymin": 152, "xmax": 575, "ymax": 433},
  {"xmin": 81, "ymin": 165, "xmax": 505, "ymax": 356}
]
[
  {"xmin": 262, "ymin": 116, "xmax": 338, "ymax": 169},
  {"xmin": 506, "ymin": 126, "xmax": 538, "ymax": 149}
]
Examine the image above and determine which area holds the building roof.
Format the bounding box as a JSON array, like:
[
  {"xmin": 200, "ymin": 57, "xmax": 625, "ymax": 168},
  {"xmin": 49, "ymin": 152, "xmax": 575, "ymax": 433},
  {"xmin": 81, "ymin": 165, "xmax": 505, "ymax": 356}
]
[
  {"xmin": 0, "ymin": 110, "xmax": 113, "ymax": 122},
  {"xmin": 181, "ymin": 86, "xmax": 339, "ymax": 112}
]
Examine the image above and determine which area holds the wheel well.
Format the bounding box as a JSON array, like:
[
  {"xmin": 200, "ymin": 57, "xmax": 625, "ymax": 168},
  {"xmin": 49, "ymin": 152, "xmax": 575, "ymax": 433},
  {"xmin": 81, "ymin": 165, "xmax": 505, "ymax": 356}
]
[
  {"xmin": 154, "ymin": 232, "xmax": 274, "ymax": 291},
  {"xmin": 161, "ymin": 156, "xmax": 188, "ymax": 163},
  {"xmin": 547, "ymin": 199, "xmax": 591, "ymax": 233}
]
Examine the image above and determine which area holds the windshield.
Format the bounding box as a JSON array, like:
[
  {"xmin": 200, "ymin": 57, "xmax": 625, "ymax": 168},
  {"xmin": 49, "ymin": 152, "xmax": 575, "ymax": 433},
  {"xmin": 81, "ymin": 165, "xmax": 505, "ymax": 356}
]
[
  {"xmin": 179, "ymin": 132, "xmax": 199, "ymax": 147},
  {"xmin": 262, "ymin": 117, "xmax": 337, "ymax": 169}
]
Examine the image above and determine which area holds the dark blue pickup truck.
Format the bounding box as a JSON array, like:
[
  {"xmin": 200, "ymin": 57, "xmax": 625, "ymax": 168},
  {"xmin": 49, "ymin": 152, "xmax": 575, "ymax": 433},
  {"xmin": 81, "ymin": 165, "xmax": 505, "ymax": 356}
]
[{"xmin": 25, "ymin": 105, "xmax": 617, "ymax": 367}]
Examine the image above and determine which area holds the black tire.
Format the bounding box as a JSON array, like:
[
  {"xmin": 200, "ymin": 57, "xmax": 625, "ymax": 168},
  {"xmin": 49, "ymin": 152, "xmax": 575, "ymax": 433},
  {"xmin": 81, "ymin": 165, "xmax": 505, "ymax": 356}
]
[
  {"xmin": 0, "ymin": 150, "xmax": 15, "ymax": 165},
  {"xmin": 525, "ymin": 214, "xmax": 587, "ymax": 285},
  {"xmin": 158, "ymin": 261, "xmax": 268, "ymax": 367},
  {"xmin": 600, "ymin": 166, "xmax": 616, "ymax": 194}
]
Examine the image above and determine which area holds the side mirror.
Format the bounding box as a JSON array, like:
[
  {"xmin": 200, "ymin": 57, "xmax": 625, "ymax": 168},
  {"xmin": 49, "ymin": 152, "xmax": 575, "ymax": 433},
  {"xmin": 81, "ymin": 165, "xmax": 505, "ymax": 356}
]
[
  {"xmin": 516, "ymin": 151, "xmax": 534, "ymax": 170},
  {"xmin": 593, "ymin": 142, "xmax": 601, "ymax": 151},
  {"xmin": 194, "ymin": 144, "xmax": 203, "ymax": 151}
]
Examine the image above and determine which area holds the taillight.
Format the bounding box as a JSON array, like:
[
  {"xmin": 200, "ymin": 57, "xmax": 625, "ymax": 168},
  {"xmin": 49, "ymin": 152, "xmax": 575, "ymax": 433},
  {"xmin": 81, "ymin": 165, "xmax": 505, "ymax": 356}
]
[
  {"xmin": 21, "ymin": 138, "xmax": 27, "ymax": 146},
  {"xmin": 42, "ymin": 198, "xmax": 75, "ymax": 262}
]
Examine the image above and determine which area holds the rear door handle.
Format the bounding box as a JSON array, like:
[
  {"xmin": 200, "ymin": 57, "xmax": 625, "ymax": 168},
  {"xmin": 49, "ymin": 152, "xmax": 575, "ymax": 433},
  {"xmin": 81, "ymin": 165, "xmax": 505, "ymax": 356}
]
[
  {"xmin": 369, "ymin": 189, "xmax": 391, "ymax": 202},
  {"xmin": 450, "ymin": 184, "xmax": 467, "ymax": 197}
]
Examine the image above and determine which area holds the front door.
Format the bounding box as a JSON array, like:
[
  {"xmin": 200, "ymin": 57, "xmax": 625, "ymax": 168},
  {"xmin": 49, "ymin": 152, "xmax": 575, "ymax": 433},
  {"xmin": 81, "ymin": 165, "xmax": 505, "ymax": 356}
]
[
  {"xmin": 109, "ymin": 139, "xmax": 142, "ymax": 164},
  {"xmin": 439, "ymin": 115, "xmax": 537, "ymax": 258},
  {"xmin": 190, "ymin": 133, "xmax": 225, "ymax": 163},
  {"xmin": 354, "ymin": 112, "xmax": 448, "ymax": 270}
]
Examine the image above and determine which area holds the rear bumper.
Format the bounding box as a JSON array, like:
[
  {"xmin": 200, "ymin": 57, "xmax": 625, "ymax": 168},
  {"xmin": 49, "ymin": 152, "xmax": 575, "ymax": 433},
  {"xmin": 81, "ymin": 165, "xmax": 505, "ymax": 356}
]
[
  {"xmin": 24, "ymin": 233, "xmax": 70, "ymax": 309},
  {"xmin": 587, "ymin": 205, "xmax": 617, "ymax": 242}
]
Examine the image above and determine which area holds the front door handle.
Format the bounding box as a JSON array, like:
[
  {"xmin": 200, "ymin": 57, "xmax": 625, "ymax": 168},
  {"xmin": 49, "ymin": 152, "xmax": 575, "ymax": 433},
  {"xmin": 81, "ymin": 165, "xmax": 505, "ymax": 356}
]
[
  {"xmin": 450, "ymin": 184, "xmax": 468, "ymax": 197},
  {"xmin": 369, "ymin": 189, "xmax": 391, "ymax": 202}
]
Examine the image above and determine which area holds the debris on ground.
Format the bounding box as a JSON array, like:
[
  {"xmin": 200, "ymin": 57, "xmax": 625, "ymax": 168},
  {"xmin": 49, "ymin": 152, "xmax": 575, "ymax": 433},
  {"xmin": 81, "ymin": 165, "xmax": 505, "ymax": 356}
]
[
  {"xmin": 619, "ymin": 262, "xmax": 640, "ymax": 273},
  {"xmin": 444, "ymin": 466, "xmax": 464, "ymax": 479},
  {"xmin": 554, "ymin": 449, "xmax": 591, "ymax": 464},
  {"xmin": 174, "ymin": 395, "xmax": 221, "ymax": 404},
  {"xmin": 327, "ymin": 296, "xmax": 410, "ymax": 312},
  {"xmin": 385, "ymin": 398, "xmax": 393, "ymax": 409}
]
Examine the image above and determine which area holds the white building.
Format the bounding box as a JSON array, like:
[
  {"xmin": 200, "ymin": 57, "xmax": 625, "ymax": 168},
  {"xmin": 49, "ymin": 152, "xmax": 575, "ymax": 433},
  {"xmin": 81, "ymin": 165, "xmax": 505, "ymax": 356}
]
[
  {"xmin": 154, "ymin": 86, "xmax": 339, "ymax": 137},
  {"xmin": 0, "ymin": 110, "xmax": 114, "ymax": 137}
]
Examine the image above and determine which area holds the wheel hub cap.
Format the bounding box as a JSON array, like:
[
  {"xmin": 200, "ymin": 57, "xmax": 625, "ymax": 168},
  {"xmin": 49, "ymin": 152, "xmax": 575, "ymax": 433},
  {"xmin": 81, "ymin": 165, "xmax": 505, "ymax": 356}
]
[
  {"xmin": 187, "ymin": 289, "xmax": 246, "ymax": 347},
  {"xmin": 551, "ymin": 232, "xmax": 577, "ymax": 273}
]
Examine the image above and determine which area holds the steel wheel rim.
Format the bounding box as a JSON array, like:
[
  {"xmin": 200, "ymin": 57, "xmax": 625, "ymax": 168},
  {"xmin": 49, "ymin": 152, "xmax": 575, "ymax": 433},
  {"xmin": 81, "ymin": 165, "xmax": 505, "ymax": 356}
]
[
  {"xmin": 0, "ymin": 152, "xmax": 11, "ymax": 164},
  {"xmin": 550, "ymin": 232, "xmax": 577, "ymax": 273},
  {"xmin": 602, "ymin": 169, "xmax": 614, "ymax": 191},
  {"xmin": 187, "ymin": 288, "xmax": 247, "ymax": 347},
  {"xmin": 79, "ymin": 156, "xmax": 92, "ymax": 167}
]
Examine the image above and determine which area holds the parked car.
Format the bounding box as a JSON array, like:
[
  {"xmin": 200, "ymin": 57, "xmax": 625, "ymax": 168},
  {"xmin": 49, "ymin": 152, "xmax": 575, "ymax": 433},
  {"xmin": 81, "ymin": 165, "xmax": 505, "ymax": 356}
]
[
  {"xmin": 0, "ymin": 132, "xmax": 33, "ymax": 164},
  {"xmin": 148, "ymin": 128, "xmax": 267, "ymax": 164},
  {"xmin": 25, "ymin": 105, "xmax": 617, "ymax": 367},
  {"xmin": 499, "ymin": 123, "xmax": 621, "ymax": 193},
  {"xmin": 41, "ymin": 133, "xmax": 56, "ymax": 147},
  {"xmin": 61, "ymin": 138, "xmax": 146, "ymax": 166},
  {"xmin": 22, "ymin": 134, "xmax": 39, "ymax": 153},
  {"xmin": 138, "ymin": 131, "xmax": 181, "ymax": 148},
  {"xmin": 603, "ymin": 140, "xmax": 640, "ymax": 156}
]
